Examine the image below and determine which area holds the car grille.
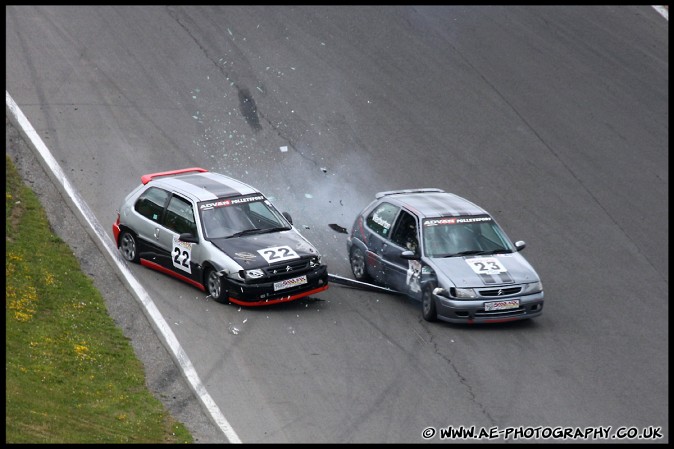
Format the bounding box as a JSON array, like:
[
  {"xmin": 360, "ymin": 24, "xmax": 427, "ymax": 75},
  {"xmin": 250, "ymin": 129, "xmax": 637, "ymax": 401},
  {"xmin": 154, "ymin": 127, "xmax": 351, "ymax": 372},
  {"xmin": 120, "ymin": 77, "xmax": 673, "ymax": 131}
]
[
  {"xmin": 263, "ymin": 259, "xmax": 311, "ymax": 280},
  {"xmin": 478, "ymin": 286, "xmax": 522, "ymax": 297}
]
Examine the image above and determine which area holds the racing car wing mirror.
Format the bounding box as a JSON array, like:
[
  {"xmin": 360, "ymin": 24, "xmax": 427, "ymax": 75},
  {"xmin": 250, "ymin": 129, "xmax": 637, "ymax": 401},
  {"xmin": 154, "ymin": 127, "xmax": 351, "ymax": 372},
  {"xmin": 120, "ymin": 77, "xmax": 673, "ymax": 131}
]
[
  {"xmin": 401, "ymin": 250, "xmax": 420, "ymax": 260},
  {"xmin": 282, "ymin": 211, "xmax": 293, "ymax": 225},
  {"xmin": 515, "ymin": 240, "xmax": 526, "ymax": 251},
  {"xmin": 179, "ymin": 232, "xmax": 199, "ymax": 243}
]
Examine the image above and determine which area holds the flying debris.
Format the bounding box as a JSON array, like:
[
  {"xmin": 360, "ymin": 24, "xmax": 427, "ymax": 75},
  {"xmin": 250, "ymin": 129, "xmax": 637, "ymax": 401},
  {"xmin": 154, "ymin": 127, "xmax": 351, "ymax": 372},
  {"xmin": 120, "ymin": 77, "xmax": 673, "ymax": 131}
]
[{"xmin": 328, "ymin": 224, "xmax": 348, "ymax": 234}]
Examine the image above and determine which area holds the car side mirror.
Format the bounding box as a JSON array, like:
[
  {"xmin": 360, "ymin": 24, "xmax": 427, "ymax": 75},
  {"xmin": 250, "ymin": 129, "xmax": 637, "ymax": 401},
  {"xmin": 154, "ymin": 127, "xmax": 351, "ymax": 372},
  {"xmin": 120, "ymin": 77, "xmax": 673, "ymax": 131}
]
[
  {"xmin": 282, "ymin": 211, "xmax": 293, "ymax": 225},
  {"xmin": 515, "ymin": 240, "xmax": 526, "ymax": 251},
  {"xmin": 179, "ymin": 233, "xmax": 199, "ymax": 243},
  {"xmin": 401, "ymin": 250, "xmax": 420, "ymax": 260}
]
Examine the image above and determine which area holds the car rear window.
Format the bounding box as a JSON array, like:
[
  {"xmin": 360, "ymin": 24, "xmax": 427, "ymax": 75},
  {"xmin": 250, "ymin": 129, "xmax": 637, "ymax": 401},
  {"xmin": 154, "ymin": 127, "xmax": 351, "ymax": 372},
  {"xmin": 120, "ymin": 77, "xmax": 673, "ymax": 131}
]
[{"xmin": 366, "ymin": 202, "xmax": 399, "ymax": 238}]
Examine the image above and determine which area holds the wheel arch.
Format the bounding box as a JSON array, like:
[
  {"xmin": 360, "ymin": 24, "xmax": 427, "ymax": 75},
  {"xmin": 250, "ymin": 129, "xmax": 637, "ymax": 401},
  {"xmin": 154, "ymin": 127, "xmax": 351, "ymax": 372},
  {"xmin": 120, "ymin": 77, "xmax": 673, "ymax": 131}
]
[{"xmin": 116, "ymin": 224, "xmax": 137, "ymax": 246}]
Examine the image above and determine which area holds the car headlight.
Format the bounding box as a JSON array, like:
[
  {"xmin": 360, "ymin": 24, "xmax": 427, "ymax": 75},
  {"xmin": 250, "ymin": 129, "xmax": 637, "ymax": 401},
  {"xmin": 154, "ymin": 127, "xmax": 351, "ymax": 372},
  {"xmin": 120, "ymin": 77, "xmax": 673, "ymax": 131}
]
[
  {"xmin": 244, "ymin": 269, "xmax": 265, "ymax": 279},
  {"xmin": 522, "ymin": 281, "xmax": 543, "ymax": 294},
  {"xmin": 450, "ymin": 287, "xmax": 478, "ymax": 299},
  {"xmin": 433, "ymin": 287, "xmax": 477, "ymax": 299},
  {"xmin": 309, "ymin": 256, "xmax": 322, "ymax": 267}
]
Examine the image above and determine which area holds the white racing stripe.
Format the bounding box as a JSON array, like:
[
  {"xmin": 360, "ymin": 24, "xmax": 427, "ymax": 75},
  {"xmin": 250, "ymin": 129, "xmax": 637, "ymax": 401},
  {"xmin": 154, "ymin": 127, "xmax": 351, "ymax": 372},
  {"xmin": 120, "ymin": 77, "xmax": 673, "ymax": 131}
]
[{"xmin": 5, "ymin": 90, "xmax": 242, "ymax": 444}]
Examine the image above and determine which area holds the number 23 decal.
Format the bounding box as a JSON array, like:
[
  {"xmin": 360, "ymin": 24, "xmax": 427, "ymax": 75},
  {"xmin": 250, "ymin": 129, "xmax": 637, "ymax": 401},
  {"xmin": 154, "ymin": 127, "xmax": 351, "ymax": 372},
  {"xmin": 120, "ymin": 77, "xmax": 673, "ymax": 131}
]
[
  {"xmin": 466, "ymin": 257, "xmax": 507, "ymax": 275},
  {"xmin": 257, "ymin": 246, "xmax": 299, "ymax": 263},
  {"xmin": 172, "ymin": 235, "xmax": 192, "ymax": 274}
]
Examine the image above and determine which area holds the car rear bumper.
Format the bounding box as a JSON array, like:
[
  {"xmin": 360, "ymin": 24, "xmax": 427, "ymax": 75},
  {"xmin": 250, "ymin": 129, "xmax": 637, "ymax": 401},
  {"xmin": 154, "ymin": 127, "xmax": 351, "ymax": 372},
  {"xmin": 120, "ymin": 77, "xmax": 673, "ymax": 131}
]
[
  {"xmin": 225, "ymin": 264, "xmax": 329, "ymax": 306},
  {"xmin": 112, "ymin": 218, "xmax": 121, "ymax": 245},
  {"xmin": 434, "ymin": 291, "xmax": 544, "ymax": 324}
]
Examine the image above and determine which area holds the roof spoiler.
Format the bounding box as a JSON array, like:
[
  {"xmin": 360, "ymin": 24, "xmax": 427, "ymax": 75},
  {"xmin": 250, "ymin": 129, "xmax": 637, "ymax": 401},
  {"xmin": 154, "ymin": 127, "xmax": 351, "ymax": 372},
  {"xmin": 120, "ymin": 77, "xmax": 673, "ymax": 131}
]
[
  {"xmin": 375, "ymin": 188, "xmax": 445, "ymax": 199},
  {"xmin": 141, "ymin": 167, "xmax": 208, "ymax": 185}
]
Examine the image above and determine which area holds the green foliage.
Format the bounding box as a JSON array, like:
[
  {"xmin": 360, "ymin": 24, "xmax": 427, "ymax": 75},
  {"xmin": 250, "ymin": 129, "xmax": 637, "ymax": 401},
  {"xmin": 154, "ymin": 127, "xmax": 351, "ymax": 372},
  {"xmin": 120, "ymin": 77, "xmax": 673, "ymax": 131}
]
[{"xmin": 6, "ymin": 155, "xmax": 193, "ymax": 443}]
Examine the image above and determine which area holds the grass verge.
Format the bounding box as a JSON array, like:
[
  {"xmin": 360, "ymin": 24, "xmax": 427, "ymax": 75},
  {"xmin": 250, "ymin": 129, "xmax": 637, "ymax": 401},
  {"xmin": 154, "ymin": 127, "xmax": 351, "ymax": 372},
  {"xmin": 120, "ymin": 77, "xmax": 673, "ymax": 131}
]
[{"xmin": 5, "ymin": 154, "xmax": 193, "ymax": 443}]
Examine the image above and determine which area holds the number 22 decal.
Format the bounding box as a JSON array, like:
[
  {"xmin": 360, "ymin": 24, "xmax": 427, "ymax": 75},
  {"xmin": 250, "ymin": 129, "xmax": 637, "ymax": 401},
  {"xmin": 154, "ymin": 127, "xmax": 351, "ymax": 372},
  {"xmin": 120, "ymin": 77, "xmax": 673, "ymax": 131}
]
[
  {"xmin": 466, "ymin": 257, "xmax": 506, "ymax": 275},
  {"xmin": 172, "ymin": 235, "xmax": 192, "ymax": 274},
  {"xmin": 257, "ymin": 246, "xmax": 299, "ymax": 263}
]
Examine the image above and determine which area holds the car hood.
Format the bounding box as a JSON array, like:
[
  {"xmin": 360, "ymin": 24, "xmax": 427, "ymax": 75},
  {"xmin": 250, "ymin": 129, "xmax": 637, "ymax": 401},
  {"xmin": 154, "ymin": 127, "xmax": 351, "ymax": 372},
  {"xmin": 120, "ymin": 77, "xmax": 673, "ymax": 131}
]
[
  {"xmin": 209, "ymin": 230, "xmax": 320, "ymax": 268},
  {"xmin": 426, "ymin": 253, "xmax": 540, "ymax": 287}
]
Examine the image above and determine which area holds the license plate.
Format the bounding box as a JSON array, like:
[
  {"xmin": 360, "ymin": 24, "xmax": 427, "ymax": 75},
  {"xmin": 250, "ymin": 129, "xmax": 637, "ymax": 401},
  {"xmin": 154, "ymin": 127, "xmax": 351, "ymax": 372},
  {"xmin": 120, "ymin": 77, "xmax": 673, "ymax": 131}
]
[
  {"xmin": 484, "ymin": 299, "xmax": 520, "ymax": 311},
  {"xmin": 273, "ymin": 275, "xmax": 308, "ymax": 291}
]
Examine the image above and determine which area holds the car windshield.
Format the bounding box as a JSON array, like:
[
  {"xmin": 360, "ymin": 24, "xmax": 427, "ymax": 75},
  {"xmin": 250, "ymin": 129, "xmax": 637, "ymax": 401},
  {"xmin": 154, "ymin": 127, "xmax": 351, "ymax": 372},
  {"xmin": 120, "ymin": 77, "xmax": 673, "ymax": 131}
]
[
  {"xmin": 422, "ymin": 215, "xmax": 514, "ymax": 258},
  {"xmin": 198, "ymin": 195, "xmax": 291, "ymax": 239}
]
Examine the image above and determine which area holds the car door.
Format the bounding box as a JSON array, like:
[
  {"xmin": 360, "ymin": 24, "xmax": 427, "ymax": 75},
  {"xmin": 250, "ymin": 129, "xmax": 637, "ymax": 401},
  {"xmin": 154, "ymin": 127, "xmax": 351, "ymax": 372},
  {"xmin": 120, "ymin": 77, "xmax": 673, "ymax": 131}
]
[
  {"xmin": 155, "ymin": 193, "xmax": 201, "ymax": 283},
  {"xmin": 364, "ymin": 202, "xmax": 400, "ymax": 284},
  {"xmin": 382, "ymin": 209, "xmax": 422, "ymax": 297}
]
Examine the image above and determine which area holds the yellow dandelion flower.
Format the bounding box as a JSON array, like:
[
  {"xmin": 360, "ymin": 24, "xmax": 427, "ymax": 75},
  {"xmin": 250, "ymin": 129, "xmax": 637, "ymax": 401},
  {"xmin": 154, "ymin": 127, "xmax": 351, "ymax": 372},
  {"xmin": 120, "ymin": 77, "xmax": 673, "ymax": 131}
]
[
  {"xmin": 14, "ymin": 311, "xmax": 33, "ymax": 322},
  {"xmin": 44, "ymin": 272, "xmax": 56, "ymax": 286},
  {"xmin": 74, "ymin": 344, "xmax": 89, "ymax": 359}
]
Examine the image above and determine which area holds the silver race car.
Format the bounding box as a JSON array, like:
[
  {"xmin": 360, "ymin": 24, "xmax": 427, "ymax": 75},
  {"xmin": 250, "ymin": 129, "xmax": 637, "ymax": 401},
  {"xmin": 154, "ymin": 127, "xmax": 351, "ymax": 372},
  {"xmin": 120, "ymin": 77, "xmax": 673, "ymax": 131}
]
[
  {"xmin": 347, "ymin": 189, "xmax": 543, "ymax": 323},
  {"xmin": 113, "ymin": 167, "xmax": 328, "ymax": 306}
]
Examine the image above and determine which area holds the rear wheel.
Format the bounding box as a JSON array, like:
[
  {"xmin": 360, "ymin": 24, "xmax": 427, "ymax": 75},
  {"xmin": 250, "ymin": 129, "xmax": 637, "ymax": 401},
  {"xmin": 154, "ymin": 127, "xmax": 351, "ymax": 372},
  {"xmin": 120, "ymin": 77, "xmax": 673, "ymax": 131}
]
[
  {"xmin": 422, "ymin": 283, "xmax": 438, "ymax": 322},
  {"xmin": 350, "ymin": 247, "xmax": 371, "ymax": 282},
  {"xmin": 119, "ymin": 230, "xmax": 140, "ymax": 263},
  {"xmin": 205, "ymin": 267, "xmax": 228, "ymax": 303}
]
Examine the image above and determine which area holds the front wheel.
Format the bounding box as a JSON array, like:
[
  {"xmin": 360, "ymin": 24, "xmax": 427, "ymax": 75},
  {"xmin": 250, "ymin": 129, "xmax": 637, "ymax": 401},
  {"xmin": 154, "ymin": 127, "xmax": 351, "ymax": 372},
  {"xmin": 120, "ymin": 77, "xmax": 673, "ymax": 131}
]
[
  {"xmin": 350, "ymin": 247, "xmax": 371, "ymax": 282},
  {"xmin": 205, "ymin": 267, "xmax": 228, "ymax": 304},
  {"xmin": 422, "ymin": 283, "xmax": 438, "ymax": 322}
]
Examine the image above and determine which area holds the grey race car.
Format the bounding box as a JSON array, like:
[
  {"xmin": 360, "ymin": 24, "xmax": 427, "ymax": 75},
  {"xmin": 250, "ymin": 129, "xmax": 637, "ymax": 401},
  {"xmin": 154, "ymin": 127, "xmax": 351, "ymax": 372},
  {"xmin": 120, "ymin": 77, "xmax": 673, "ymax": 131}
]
[
  {"xmin": 346, "ymin": 188, "xmax": 544, "ymax": 323},
  {"xmin": 112, "ymin": 167, "xmax": 328, "ymax": 306}
]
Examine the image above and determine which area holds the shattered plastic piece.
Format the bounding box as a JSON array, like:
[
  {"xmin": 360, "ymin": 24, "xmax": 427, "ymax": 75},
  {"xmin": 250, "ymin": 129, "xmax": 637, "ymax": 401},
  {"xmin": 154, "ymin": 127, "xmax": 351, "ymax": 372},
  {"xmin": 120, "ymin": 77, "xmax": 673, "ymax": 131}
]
[
  {"xmin": 328, "ymin": 224, "xmax": 348, "ymax": 234},
  {"xmin": 280, "ymin": 146, "xmax": 288, "ymax": 152},
  {"xmin": 304, "ymin": 193, "xmax": 313, "ymax": 198},
  {"xmin": 321, "ymin": 167, "xmax": 328, "ymax": 173}
]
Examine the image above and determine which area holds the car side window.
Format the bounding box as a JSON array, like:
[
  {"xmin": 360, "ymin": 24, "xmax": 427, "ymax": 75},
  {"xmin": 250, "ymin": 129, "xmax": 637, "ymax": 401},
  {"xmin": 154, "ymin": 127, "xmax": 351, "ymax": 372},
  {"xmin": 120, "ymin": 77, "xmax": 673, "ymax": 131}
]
[
  {"xmin": 390, "ymin": 210, "xmax": 419, "ymax": 251},
  {"xmin": 164, "ymin": 195, "xmax": 197, "ymax": 235},
  {"xmin": 135, "ymin": 187, "xmax": 170, "ymax": 223},
  {"xmin": 366, "ymin": 202, "xmax": 399, "ymax": 238}
]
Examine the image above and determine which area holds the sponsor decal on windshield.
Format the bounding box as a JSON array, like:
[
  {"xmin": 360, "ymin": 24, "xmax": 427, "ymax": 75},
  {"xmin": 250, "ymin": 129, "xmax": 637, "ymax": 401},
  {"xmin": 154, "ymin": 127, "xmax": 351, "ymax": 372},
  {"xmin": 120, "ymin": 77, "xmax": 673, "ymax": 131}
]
[
  {"xmin": 424, "ymin": 216, "xmax": 492, "ymax": 226},
  {"xmin": 199, "ymin": 194, "xmax": 265, "ymax": 210}
]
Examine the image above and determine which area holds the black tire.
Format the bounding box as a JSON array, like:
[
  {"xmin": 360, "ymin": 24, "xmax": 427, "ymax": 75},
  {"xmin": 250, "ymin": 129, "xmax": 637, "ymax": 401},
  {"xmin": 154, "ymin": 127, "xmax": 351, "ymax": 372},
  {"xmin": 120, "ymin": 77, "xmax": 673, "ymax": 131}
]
[
  {"xmin": 350, "ymin": 246, "xmax": 371, "ymax": 282},
  {"xmin": 422, "ymin": 283, "xmax": 438, "ymax": 322},
  {"xmin": 205, "ymin": 267, "xmax": 228, "ymax": 304},
  {"xmin": 119, "ymin": 230, "xmax": 140, "ymax": 263}
]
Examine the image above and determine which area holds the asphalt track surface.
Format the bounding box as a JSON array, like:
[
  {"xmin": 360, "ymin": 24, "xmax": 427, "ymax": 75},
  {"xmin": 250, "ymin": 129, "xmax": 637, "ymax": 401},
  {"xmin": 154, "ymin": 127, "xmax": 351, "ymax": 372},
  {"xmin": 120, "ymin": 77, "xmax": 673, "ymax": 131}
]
[{"xmin": 6, "ymin": 5, "xmax": 668, "ymax": 444}]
